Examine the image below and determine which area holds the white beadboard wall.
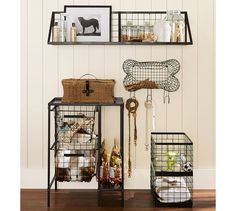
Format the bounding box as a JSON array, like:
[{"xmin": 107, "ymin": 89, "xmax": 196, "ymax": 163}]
[{"xmin": 21, "ymin": 0, "xmax": 215, "ymax": 189}]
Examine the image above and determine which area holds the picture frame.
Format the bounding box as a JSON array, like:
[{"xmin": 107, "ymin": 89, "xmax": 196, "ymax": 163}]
[{"xmin": 64, "ymin": 5, "xmax": 112, "ymax": 42}]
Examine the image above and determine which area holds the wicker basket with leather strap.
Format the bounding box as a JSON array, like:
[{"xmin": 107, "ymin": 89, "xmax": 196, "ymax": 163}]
[{"xmin": 62, "ymin": 74, "xmax": 115, "ymax": 103}]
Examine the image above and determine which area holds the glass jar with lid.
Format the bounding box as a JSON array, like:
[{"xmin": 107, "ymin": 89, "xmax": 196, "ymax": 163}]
[
  {"xmin": 130, "ymin": 25, "xmax": 139, "ymax": 41},
  {"xmin": 143, "ymin": 22, "xmax": 153, "ymax": 41},
  {"xmin": 138, "ymin": 25, "xmax": 144, "ymax": 40},
  {"xmin": 138, "ymin": 22, "xmax": 154, "ymax": 42},
  {"xmin": 121, "ymin": 21, "xmax": 133, "ymax": 42},
  {"xmin": 165, "ymin": 10, "xmax": 185, "ymax": 42},
  {"xmin": 121, "ymin": 26, "xmax": 128, "ymax": 42}
]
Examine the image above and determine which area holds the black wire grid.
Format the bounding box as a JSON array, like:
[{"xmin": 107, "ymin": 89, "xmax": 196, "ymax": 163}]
[
  {"xmin": 112, "ymin": 11, "xmax": 190, "ymax": 43},
  {"xmin": 123, "ymin": 59, "xmax": 180, "ymax": 92},
  {"xmin": 150, "ymin": 133, "xmax": 193, "ymax": 207}
]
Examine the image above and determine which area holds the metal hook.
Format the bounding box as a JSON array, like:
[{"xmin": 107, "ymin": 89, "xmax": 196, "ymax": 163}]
[
  {"xmin": 132, "ymin": 91, "xmax": 136, "ymax": 99},
  {"xmin": 129, "ymin": 91, "xmax": 136, "ymax": 101},
  {"xmin": 146, "ymin": 89, "xmax": 152, "ymax": 102},
  {"xmin": 163, "ymin": 91, "xmax": 170, "ymax": 104}
]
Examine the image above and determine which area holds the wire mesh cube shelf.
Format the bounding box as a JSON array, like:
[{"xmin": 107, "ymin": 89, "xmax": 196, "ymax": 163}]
[
  {"xmin": 48, "ymin": 10, "xmax": 192, "ymax": 45},
  {"xmin": 151, "ymin": 132, "xmax": 193, "ymax": 207}
]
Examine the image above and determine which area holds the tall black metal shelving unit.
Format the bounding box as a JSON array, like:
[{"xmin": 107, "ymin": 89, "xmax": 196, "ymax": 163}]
[{"xmin": 47, "ymin": 97, "xmax": 124, "ymax": 207}]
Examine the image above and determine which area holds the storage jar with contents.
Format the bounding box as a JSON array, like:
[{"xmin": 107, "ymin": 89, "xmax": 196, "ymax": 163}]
[
  {"xmin": 141, "ymin": 22, "xmax": 155, "ymax": 42},
  {"xmin": 131, "ymin": 25, "xmax": 139, "ymax": 41},
  {"xmin": 121, "ymin": 21, "xmax": 141, "ymax": 42},
  {"xmin": 165, "ymin": 10, "xmax": 185, "ymax": 42},
  {"xmin": 121, "ymin": 21, "xmax": 132, "ymax": 42}
]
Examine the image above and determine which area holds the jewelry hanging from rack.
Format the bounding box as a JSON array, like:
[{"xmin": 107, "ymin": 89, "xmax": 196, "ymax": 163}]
[{"xmin": 125, "ymin": 92, "xmax": 139, "ymax": 177}]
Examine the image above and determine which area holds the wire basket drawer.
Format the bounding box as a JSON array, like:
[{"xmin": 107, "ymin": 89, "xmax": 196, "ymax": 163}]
[
  {"xmin": 54, "ymin": 105, "xmax": 98, "ymax": 182},
  {"xmin": 55, "ymin": 146, "xmax": 97, "ymax": 183}
]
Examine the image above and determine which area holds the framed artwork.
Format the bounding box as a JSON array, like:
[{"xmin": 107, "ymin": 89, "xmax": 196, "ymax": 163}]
[{"xmin": 64, "ymin": 5, "xmax": 112, "ymax": 42}]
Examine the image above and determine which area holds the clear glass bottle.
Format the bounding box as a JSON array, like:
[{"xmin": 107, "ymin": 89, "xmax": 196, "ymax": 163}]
[
  {"xmin": 52, "ymin": 22, "xmax": 60, "ymax": 42},
  {"xmin": 164, "ymin": 10, "xmax": 174, "ymax": 42},
  {"xmin": 70, "ymin": 22, "xmax": 77, "ymax": 42},
  {"xmin": 173, "ymin": 10, "xmax": 185, "ymax": 42},
  {"xmin": 59, "ymin": 13, "xmax": 67, "ymax": 42},
  {"xmin": 165, "ymin": 10, "xmax": 173, "ymax": 22},
  {"xmin": 165, "ymin": 10, "xmax": 185, "ymax": 42}
]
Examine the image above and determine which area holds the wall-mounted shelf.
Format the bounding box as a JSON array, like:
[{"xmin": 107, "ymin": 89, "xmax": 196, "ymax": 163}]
[
  {"xmin": 48, "ymin": 41, "xmax": 192, "ymax": 46},
  {"xmin": 47, "ymin": 9, "xmax": 193, "ymax": 46}
]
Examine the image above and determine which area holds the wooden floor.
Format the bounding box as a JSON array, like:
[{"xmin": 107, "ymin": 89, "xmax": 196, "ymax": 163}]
[{"xmin": 21, "ymin": 189, "xmax": 215, "ymax": 211}]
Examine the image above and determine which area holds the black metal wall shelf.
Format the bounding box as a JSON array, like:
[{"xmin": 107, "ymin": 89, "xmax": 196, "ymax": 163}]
[
  {"xmin": 48, "ymin": 9, "xmax": 193, "ymax": 45},
  {"xmin": 48, "ymin": 41, "xmax": 191, "ymax": 45},
  {"xmin": 47, "ymin": 97, "xmax": 124, "ymax": 207}
]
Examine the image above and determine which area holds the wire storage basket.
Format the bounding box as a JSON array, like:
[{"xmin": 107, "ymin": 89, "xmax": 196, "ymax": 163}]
[
  {"xmin": 151, "ymin": 132, "xmax": 193, "ymax": 207},
  {"xmin": 54, "ymin": 105, "xmax": 98, "ymax": 182}
]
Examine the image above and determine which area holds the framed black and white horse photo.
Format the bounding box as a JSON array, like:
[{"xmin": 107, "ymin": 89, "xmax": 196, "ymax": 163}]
[{"xmin": 64, "ymin": 5, "xmax": 111, "ymax": 42}]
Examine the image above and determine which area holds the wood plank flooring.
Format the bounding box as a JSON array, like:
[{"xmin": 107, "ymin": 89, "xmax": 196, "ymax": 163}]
[{"xmin": 21, "ymin": 189, "xmax": 215, "ymax": 211}]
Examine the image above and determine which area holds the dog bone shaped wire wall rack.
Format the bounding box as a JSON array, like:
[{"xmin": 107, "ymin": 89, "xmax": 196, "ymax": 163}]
[{"xmin": 123, "ymin": 59, "xmax": 180, "ymax": 92}]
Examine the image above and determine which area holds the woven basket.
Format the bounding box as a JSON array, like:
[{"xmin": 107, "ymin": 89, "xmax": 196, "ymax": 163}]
[{"xmin": 62, "ymin": 78, "xmax": 115, "ymax": 103}]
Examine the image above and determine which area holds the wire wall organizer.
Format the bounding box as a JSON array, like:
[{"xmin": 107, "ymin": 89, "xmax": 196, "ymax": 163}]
[
  {"xmin": 47, "ymin": 97, "xmax": 125, "ymax": 207},
  {"xmin": 48, "ymin": 10, "xmax": 193, "ymax": 45},
  {"xmin": 150, "ymin": 132, "xmax": 193, "ymax": 207},
  {"xmin": 123, "ymin": 59, "xmax": 180, "ymax": 92}
]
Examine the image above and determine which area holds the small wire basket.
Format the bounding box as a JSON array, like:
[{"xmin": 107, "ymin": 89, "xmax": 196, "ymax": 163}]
[{"xmin": 151, "ymin": 132, "xmax": 193, "ymax": 207}]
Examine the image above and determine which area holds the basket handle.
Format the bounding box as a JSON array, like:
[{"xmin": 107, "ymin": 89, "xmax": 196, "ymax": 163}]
[{"xmin": 80, "ymin": 73, "xmax": 97, "ymax": 79}]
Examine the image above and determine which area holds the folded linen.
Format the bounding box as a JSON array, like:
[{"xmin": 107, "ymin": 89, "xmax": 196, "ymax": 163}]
[
  {"xmin": 155, "ymin": 187, "xmax": 191, "ymax": 203},
  {"xmin": 155, "ymin": 176, "xmax": 191, "ymax": 203}
]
